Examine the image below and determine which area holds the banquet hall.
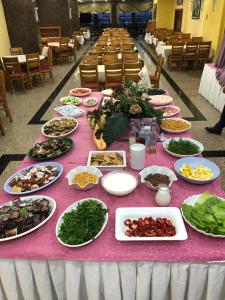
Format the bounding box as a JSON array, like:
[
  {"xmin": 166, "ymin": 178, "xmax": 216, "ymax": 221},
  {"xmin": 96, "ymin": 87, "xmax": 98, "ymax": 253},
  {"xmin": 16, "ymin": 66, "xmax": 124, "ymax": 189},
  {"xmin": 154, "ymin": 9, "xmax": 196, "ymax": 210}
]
[{"xmin": 1, "ymin": 0, "xmax": 225, "ymax": 299}]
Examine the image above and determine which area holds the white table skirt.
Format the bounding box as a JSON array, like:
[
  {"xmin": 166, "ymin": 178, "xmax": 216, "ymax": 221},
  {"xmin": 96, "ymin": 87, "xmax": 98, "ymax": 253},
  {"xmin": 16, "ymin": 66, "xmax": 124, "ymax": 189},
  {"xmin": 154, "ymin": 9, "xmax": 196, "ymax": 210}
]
[
  {"xmin": 1, "ymin": 260, "xmax": 225, "ymax": 300},
  {"xmin": 74, "ymin": 65, "xmax": 151, "ymax": 88},
  {"xmin": 199, "ymin": 64, "xmax": 225, "ymax": 112}
]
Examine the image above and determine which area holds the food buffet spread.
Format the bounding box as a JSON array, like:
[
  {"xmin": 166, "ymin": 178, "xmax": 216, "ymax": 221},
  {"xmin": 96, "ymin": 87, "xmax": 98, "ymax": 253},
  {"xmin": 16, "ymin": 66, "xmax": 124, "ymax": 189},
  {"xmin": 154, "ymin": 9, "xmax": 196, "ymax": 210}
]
[{"xmin": 1, "ymin": 82, "xmax": 225, "ymax": 262}]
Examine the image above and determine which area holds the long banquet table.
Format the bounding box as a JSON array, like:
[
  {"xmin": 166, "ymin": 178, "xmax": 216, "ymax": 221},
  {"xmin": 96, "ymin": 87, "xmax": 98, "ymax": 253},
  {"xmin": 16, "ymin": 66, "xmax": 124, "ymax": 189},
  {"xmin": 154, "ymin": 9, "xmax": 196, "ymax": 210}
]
[{"xmin": 1, "ymin": 92, "xmax": 225, "ymax": 300}]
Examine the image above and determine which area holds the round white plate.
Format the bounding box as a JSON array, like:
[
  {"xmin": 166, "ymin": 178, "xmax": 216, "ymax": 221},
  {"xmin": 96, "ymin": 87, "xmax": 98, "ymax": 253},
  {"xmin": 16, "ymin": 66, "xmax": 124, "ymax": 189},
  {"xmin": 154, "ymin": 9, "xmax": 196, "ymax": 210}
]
[
  {"xmin": 69, "ymin": 88, "xmax": 92, "ymax": 97},
  {"xmin": 83, "ymin": 97, "xmax": 98, "ymax": 107},
  {"xmin": 157, "ymin": 105, "xmax": 180, "ymax": 118},
  {"xmin": 181, "ymin": 194, "xmax": 225, "ymax": 238},
  {"xmin": 149, "ymin": 95, "xmax": 173, "ymax": 106},
  {"xmin": 163, "ymin": 137, "xmax": 204, "ymax": 158},
  {"xmin": 0, "ymin": 195, "xmax": 56, "ymax": 242},
  {"xmin": 102, "ymin": 89, "xmax": 113, "ymax": 96},
  {"xmin": 42, "ymin": 117, "xmax": 78, "ymax": 139},
  {"xmin": 101, "ymin": 171, "xmax": 138, "ymax": 196},
  {"xmin": 59, "ymin": 96, "xmax": 82, "ymax": 106},
  {"xmin": 161, "ymin": 118, "xmax": 191, "ymax": 133},
  {"xmin": 56, "ymin": 198, "xmax": 108, "ymax": 247}
]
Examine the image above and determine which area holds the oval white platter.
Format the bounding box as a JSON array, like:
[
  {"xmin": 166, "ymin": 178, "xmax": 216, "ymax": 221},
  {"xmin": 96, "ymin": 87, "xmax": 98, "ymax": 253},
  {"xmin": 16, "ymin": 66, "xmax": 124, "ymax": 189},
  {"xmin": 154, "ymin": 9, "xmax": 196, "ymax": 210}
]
[
  {"xmin": 163, "ymin": 137, "xmax": 204, "ymax": 158},
  {"xmin": 157, "ymin": 105, "xmax": 180, "ymax": 118},
  {"xmin": 0, "ymin": 195, "xmax": 56, "ymax": 242},
  {"xmin": 181, "ymin": 194, "xmax": 225, "ymax": 238},
  {"xmin": 42, "ymin": 117, "xmax": 78, "ymax": 139},
  {"xmin": 161, "ymin": 118, "xmax": 191, "ymax": 133},
  {"xmin": 83, "ymin": 97, "xmax": 98, "ymax": 107},
  {"xmin": 69, "ymin": 88, "xmax": 92, "ymax": 97},
  {"xmin": 56, "ymin": 198, "xmax": 108, "ymax": 248},
  {"xmin": 59, "ymin": 96, "xmax": 82, "ymax": 106}
]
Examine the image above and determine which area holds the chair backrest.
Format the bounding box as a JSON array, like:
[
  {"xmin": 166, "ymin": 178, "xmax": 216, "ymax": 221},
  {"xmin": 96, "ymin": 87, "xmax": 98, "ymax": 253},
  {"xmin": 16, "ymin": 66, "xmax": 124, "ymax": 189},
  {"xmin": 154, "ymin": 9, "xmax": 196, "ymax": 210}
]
[
  {"xmin": 185, "ymin": 42, "xmax": 198, "ymax": 56},
  {"xmin": 192, "ymin": 36, "xmax": 203, "ymax": 43},
  {"xmin": 83, "ymin": 55, "xmax": 98, "ymax": 64},
  {"xmin": 182, "ymin": 33, "xmax": 191, "ymax": 39},
  {"xmin": 79, "ymin": 64, "xmax": 99, "ymax": 84},
  {"xmin": 2, "ymin": 56, "xmax": 22, "ymax": 74},
  {"xmin": 10, "ymin": 47, "xmax": 23, "ymax": 55},
  {"xmin": 47, "ymin": 48, "xmax": 53, "ymax": 70},
  {"xmin": 0, "ymin": 70, "xmax": 6, "ymax": 101},
  {"xmin": 105, "ymin": 63, "xmax": 123, "ymax": 83},
  {"xmin": 40, "ymin": 37, "xmax": 48, "ymax": 46},
  {"xmin": 198, "ymin": 41, "xmax": 211, "ymax": 59},
  {"xmin": 171, "ymin": 43, "xmax": 184, "ymax": 56},
  {"xmin": 47, "ymin": 37, "xmax": 60, "ymax": 43},
  {"xmin": 122, "ymin": 52, "xmax": 139, "ymax": 63},
  {"xmin": 26, "ymin": 53, "xmax": 40, "ymax": 72},
  {"xmin": 60, "ymin": 37, "xmax": 70, "ymax": 50},
  {"xmin": 103, "ymin": 53, "xmax": 118, "ymax": 64},
  {"xmin": 122, "ymin": 43, "xmax": 134, "ymax": 50},
  {"xmin": 154, "ymin": 55, "xmax": 164, "ymax": 79},
  {"xmin": 124, "ymin": 62, "xmax": 142, "ymax": 82}
]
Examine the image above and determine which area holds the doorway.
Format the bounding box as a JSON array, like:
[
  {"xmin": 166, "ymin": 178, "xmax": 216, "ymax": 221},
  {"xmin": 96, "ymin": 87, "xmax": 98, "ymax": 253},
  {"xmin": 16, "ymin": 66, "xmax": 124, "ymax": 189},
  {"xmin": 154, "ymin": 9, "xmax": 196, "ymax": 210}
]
[{"xmin": 174, "ymin": 9, "xmax": 183, "ymax": 32}]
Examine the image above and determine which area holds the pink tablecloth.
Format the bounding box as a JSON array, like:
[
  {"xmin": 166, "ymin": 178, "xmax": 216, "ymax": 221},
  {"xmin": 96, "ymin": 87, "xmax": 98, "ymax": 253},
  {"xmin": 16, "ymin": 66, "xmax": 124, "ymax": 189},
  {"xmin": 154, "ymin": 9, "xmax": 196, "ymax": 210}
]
[{"xmin": 1, "ymin": 92, "xmax": 225, "ymax": 262}]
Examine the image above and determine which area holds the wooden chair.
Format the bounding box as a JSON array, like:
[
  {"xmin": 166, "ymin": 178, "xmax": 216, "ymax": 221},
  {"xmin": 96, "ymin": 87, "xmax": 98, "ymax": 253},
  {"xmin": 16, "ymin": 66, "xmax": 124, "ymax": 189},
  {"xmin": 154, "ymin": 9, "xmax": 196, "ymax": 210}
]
[
  {"xmin": 40, "ymin": 48, "xmax": 53, "ymax": 79},
  {"xmin": 182, "ymin": 33, "xmax": 191, "ymax": 39},
  {"xmin": 83, "ymin": 55, "xmax": 98, "ymax": 64},
  {"xmin": 183, "ymin": 42, "xmax": 198, "ymax": 70},
  {"xmin": 40, "ymin": 38, "xmax": 48, "ymax": 47},
  {"xmin": 58, "ymin": 37, "xmax": 70, "ymax": 63},
  {"xmin": 9, "ymin": 47, "xmax": 23, "ymax": 55},
  {"xmin": 124, "ymin": 62, "xmax": 142, "ymax": 82},
  {"xmin": 2, "ymin": 56, "xmax": 29, "ymax": 92},
  {"xmin": 149, "ymin": 55, "xmax": 164, "ymax": 88},
  {"xmin": 102, "ymin": 53, "xmax": 118, "ymax": 64},
  {"xmin": 122, "ymin": 43, "xmax": 134, "ymax": 50},
  {"xmin": 168, "ymin": 43, "xmax": 184, "ymax": 71},
  {"xmin": 105, "ymin": 63, "xmax": 123, "ymax": 89},
  {"xmin": 0, "ymin": 70, "xmax": 12, "ymax": 135},
  {"xmin": 192, "ymin": 37, "xmax": 203, "ymax": 43},
  {"xmin": 26, "ymin": 53, "xmax": 42, "ymax": 88},
  {"xmin": 79, "ymin": 64, "xmax": 100, "ymax": 91},
  {"xmin": 89, "ymin": 50, "xmax": 102, "ymax": 64},
  {"xmin": 122, "ymin": 52, "xmax": 139, "ymax": 63},
  {"xmin": 196, "ymin": 41, "xmax": 212, "ymax": 69}
]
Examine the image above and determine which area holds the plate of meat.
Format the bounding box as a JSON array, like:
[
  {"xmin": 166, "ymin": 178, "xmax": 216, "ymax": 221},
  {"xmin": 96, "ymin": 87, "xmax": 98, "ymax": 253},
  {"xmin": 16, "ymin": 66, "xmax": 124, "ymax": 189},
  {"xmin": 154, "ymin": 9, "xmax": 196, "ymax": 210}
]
[
  {"xmin": 4, "ymin": 162, "xmax": 63, "ymax": 195},
  {"xmin": 157, "ymin": 105, "xmax": 180, "ymax": 118},
  {"xmin": 115, "ymin": 207, "xmax": 187, "ymax": 241}
]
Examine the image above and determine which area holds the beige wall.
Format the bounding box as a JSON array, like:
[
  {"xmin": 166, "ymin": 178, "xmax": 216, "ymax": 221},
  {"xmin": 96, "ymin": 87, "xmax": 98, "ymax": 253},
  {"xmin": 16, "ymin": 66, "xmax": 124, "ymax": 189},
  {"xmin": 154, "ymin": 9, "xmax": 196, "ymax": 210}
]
[
  {"xmin": 0, "ymin": 0, "xmax": 10, "ymax": 56},
  {"xmin": 156, "ymin": 0, "xmax": 176, "ymax": 30}
]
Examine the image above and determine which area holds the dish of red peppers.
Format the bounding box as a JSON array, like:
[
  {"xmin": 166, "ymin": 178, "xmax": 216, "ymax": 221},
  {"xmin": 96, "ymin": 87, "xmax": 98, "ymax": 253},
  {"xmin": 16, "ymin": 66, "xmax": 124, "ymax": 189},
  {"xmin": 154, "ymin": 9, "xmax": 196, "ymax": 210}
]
[{"xmin": 124, "ymin": 217, "xmax": 176, "ymax": 237}]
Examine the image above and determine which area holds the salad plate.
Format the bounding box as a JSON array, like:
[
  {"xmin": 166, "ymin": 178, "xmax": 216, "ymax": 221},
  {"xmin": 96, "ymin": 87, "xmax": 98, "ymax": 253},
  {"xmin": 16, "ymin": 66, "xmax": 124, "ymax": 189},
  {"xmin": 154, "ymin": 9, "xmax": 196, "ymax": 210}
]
[
  {"xmin": 163, "ymin": 138, "xmax": 204, "ymax": 158},
  {"xmin": 60, "ymin": 96, "xmax": 82, "ymax": 106},
  {"xmin": 56, "ymin": 198, "xmax": 108, "ymax": 247},
  {"xmin": 115, "ymin": 207, "xmax": 188, "ymax": 241},
  {"xmin": 181, "ymin": 193, "xmax": 225, "ymax": 238},
  {"xmin": 4, "ymin": 162, "xmax": 63, "ymax": 195},
  {"xmin": 69, "ymin": 88, "xmax": 92, "ymax": 97},
  {"xmin": 174, "ymin": 157, "xmax": 220, "ymax": 184},
  {"xmin": 28, "ymin": 138, "xmax": 73, "ymax": 161},
  {"xmin": 0, "ymin": 195, "xmax": 56, "ymax": 242},
  {"xmin": 83, "ymin": 97, "xmax": 98, "ymax": 107},
  {"xmin": 54, "ymin": 105, "xmax": 85, "ymax": 117}
]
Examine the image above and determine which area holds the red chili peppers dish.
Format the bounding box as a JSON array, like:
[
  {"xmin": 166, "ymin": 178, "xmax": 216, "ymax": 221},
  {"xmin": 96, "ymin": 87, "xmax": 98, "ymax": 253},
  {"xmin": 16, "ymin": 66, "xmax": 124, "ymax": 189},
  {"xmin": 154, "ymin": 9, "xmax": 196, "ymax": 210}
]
[{"xmin": 124, "ymin": 217, "xmax": 176, "ymax": 237}]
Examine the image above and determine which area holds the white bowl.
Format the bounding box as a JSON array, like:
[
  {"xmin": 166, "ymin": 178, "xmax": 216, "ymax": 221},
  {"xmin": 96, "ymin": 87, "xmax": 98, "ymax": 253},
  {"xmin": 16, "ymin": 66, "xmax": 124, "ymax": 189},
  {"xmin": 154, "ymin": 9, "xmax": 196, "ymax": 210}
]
[
  {"xmin": 163, "ymin": 137, "xmax": 204, "ymax": 158},
  {"xmin": 42, "ymin": 117, "xmax": 78, "ymax": 139},
  {"xmin": 160, "ymin": 118, "xmax": 192, "ymax": 133},
  {"xmin": 101, "ymin": 171, "xmax": 138, "ymax": 196},
  {"xmin": 56, "ymin": 198, "xmax": 108, "ymax": 248},
  {"xmin": 66, "ymin": 166, "xmax": 103, "ymax": 190},
  {"xmin": 102, "ymin": 89, "xmax": 113, "ymax": 96},
  {"xmin": 139, "ymin": 166, "xmax": 177, "ymax": 191}
]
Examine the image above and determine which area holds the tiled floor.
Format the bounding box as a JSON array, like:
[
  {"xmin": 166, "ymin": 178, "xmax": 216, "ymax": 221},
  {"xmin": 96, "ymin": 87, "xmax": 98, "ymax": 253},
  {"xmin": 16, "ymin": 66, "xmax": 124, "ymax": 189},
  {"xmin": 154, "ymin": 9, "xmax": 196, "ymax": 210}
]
[{"xmin": 1, "ymin": 38, "xmax": 225, "ymax": 190}]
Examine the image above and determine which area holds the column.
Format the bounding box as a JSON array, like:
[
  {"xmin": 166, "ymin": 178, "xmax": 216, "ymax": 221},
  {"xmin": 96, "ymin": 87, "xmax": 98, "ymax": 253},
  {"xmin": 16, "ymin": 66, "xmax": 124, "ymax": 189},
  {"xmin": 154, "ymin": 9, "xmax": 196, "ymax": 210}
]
[
  {"xmin": 71, "ymin": 0, "xmax": 80, "ymax": 31},
  {"xmin": 2, "ymin": 0, "xmax": 39, "ymax": 53},
  {"xmin": 111, "ymin": 1, "xmax": 118, "ymax": 27}
]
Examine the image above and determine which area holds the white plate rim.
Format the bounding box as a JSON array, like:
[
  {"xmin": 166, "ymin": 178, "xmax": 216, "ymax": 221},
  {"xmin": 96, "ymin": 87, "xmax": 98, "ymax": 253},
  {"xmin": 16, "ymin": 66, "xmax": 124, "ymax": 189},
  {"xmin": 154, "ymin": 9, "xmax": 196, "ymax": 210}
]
[
  {"xmin": 101, "ymin": 171, "xmax": 138, "ymax": 196},
  {"xmin": 4, "ymin": 162, "xmax": 63, "ymax": 195},
  {"xmin": 149, "ymin": 95, "xmax": 173, "ymax": 106},
  {"xmin": 181, "ymin": 194, "xmax": 225, "ymax": 238},
  {"xmin": 0, "ymin": 195, "xmax": 56, "ymax": 242},
  {"xmin": 115, "ymin": 206, "xmax": 188, "ymax": 241},
  {"xmin": 55, "ymin": 198, "xmax": 109, "ymax": 247},
  {"xmin": 83, "ymin": 97, "xmax": 98, "ymax": 107},
  {"xmin": 163, "ymin": 137, "xmax": 204, "ymax": 158},
  {"xmin": 161, "ymin": 118, "xmax": 192, "ymax": 133},
  {"xmin": 41, "ymin": 117, "xmax": 78, "ymax": 139}
]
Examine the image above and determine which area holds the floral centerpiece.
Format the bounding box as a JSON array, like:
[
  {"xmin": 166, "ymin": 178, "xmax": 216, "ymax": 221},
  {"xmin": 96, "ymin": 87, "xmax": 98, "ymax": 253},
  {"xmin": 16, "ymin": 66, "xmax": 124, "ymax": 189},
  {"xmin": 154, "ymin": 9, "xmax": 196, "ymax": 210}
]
[{"xmin": 87, "ymin": 80, "xmax": 163, "ymax": 150}]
